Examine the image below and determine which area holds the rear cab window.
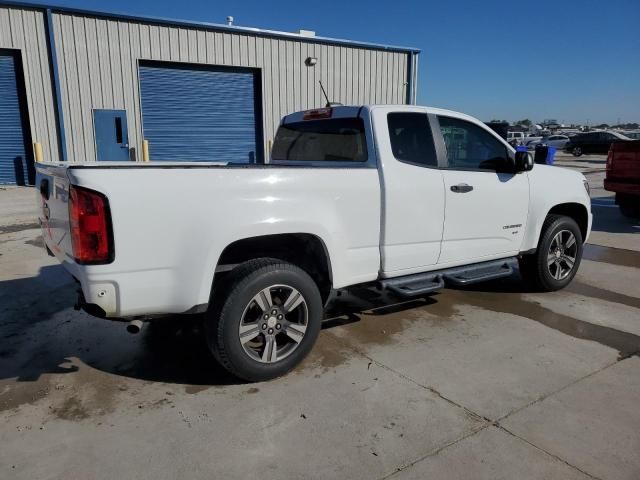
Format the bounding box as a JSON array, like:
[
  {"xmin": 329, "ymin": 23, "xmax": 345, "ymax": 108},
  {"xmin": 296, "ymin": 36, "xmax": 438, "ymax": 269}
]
[
  {"xmin": 387, "ymin": 112, "xmax": 438, "ymax": 167},
  {"xmin": 271, "ymin": 116, "xmax": 368, "ymax": 163}
]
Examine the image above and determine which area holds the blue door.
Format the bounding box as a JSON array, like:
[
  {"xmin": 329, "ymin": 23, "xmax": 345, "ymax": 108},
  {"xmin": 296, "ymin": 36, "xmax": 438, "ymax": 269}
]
[
  {"xmin": 139, "ymin": 63, "xmax": 260, "ymax": 163},
  {"xmin": 0, "ymin": 52, "xmax": 31, "ymax": 185},
  {"xmin": 94, "ymin": 109, "xmax": 130, "ymax": 161}
]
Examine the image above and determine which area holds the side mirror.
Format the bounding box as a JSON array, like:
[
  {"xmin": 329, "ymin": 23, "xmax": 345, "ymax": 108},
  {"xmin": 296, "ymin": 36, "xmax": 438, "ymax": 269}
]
[{"xmin": 514, "ymin": 150, "xmax": 534, "ymax": 172}]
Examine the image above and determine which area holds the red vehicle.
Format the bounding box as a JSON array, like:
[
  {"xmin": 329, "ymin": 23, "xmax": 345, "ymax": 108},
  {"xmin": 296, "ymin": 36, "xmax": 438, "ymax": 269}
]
[{"xmin": 605, "ymin": 141, "xmax": 640, "ymax": 218}]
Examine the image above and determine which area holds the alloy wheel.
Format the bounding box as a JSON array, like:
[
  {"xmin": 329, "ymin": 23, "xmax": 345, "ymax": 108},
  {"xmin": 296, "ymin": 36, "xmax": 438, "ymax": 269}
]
[
  {"xmin": 238, "ymin": 284, "xmax": 309, "ymax": 363},
  {"xmin": 547, "ymin": 230, "xmax": 578, "ymax": 280}
]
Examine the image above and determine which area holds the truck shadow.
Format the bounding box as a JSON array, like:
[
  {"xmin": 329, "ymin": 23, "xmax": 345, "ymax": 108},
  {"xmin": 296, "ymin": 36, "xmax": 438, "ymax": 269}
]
[
  {"xmin": 0, "ymin": 264, "xmax": 241, "ymax": 387},
  {"xmin": 0, "ymin": 265, "xmax": 442, "ymax": 388},
  {"xmin": 590, "ymin": 196, "xmax": 639, "ymax": 235},
  {"xmin": 7, "ymin": 262, "xmax": 597, "ymax": 389}
]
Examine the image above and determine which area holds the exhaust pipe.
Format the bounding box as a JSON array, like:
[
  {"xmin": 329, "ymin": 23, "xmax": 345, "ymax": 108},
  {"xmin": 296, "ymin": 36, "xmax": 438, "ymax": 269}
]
[{"xmin": 126, "ymin": 319, "xmax": 144, "ymax": 334}]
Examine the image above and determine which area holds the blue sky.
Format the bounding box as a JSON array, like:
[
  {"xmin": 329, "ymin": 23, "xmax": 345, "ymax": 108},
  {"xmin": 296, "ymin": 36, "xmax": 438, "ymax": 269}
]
[{"xmin": 27, "ymin": 0, "xmax": 640, "ymax": 124}]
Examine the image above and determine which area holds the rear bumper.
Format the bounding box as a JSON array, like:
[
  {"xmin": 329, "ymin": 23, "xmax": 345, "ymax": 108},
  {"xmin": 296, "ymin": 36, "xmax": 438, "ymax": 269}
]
[
  {"xmin": 604, "ymin": 179, "xmax": 640, "ymax": 196},
  {"xmin": 73, "ymin": 267, "xmax": 205, "ymax": 319}
]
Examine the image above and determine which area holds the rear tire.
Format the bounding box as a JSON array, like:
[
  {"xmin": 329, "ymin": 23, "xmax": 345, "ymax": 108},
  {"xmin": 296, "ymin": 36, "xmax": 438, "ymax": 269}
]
[
  {"xmin": 205, "ymin": 258, "xmax": 322, "ymax": 382},
  {"xmin": 617, "ymin": 194, "xmax": 640, "ymax": 219},
  {"xmin": 519, "ymin": 215, "xmax": 583, "ymax": 291}
]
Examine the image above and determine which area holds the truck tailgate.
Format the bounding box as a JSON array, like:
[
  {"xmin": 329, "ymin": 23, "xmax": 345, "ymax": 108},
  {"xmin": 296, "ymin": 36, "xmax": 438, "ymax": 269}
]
[
  {"xmin": 608, "ymin": 141, "xmax": 640, "ymax": 180},
  {"xmin": 35, "ymin": 163, "xmax": 74, "ymax": 265}
]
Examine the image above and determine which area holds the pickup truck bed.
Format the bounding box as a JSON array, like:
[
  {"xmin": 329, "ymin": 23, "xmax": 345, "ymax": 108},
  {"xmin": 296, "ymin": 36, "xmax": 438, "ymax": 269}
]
[{"xmin": 38, "ymin": 161, "xmax": 380, "ymax": 317}]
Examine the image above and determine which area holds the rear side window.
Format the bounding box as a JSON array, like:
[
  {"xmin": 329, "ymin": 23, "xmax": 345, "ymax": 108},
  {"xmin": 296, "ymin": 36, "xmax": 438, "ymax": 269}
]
[
  {"xmin": 271, "ymin": 118, "xmax": 367, "ymax": 162},
  {"xmin": 387, "ymin": 113, "xmax": 438, "ymax": 167}
]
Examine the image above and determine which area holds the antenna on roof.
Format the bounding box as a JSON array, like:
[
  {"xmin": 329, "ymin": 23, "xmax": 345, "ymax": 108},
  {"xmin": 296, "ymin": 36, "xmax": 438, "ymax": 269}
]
[
  {"xmin": 318, "ymin": 81, "xmax": 342, "ymax": 108},
  {"xmin": 319, "ymin": 81, "xmax": 331, "ymax": 107}
]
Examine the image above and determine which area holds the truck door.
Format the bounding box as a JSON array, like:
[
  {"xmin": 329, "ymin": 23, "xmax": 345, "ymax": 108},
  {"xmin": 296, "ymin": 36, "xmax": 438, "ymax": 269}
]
[
  {"xmin": 435, "ymin": 115, "xmax": 529, "ymax": 265},
  {"xmin": 374, "ymin": 109, "xmax": 445, "ymax": 275}
]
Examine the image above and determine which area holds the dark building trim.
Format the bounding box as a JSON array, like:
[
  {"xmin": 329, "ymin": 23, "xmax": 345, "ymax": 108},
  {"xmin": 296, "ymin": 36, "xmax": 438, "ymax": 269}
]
[
  {"xmin": 1, "ymin": 1, "xmax": 420, "ymax": 54},
  {"xmin": 44, "ymin": 8, "xmax": 67, "ymax": 161}
]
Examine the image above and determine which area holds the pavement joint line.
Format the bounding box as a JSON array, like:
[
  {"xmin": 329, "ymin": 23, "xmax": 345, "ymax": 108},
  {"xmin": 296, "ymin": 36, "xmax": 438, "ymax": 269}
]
[
  {"xmin": 324, "ymin": 330, "xmax": 498, "ymax": 478},
  {"xmin": 494, "ymin": 423, "xmax": 603, "ymax": 480},
  {"xmin": 326, "ymin": 326, "xmax": 624, "ymax": 480},
  {"xmin": 585, "ymin": 242, "xmax": 640, "ymax": 255},
  {"xmin": 325, "ymin": 330, "xmax": 490, "ymax": 425},
  {"xmin": 495, "ymin": 358, "xmax": 621, "ymax": 424},
  {"xmin": 378, "ymin": 425, "xmax": 491, "ymax": 480}
]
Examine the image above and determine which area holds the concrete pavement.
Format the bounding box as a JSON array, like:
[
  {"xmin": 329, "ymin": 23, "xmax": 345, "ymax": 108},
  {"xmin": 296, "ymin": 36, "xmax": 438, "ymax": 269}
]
[{"xmin": 0, "ymin": 156, "xmax": 638, "ymax": 479}]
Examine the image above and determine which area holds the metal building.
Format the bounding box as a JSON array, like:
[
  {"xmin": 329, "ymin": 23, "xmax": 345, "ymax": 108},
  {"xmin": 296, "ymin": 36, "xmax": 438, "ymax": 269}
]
[{"xmin": 0, "ymin": 1, "xmax": 419, "ymax": 184}]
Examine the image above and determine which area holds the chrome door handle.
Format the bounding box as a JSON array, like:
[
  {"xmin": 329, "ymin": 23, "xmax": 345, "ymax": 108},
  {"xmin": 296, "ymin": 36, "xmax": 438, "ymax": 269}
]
[{"xmin": 450, "ymin": 183, "xmax": 474, "ymax": 193}]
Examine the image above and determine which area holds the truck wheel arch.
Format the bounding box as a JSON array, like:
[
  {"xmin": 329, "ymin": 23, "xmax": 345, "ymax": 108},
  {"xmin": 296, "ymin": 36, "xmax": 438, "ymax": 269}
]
[
  {"xmin": 212, "ymin": 233, "xmax": 334, "ymax": 304},
  {"xmin": 546, "ymin": 203, "xmax": 589, "ymax": 242}
]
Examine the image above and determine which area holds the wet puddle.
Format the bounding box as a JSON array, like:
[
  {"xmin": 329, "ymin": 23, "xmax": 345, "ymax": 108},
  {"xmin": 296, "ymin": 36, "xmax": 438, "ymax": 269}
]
[
  {"xmin": 324, "ymin": 288, "xmax": 458, "ymax": 346},
  {"xmin": 439, "ymin": 287, "xmax": 640, "ymax": 360},
  {"xmin": 567, "ymin": 282, "xmax": 640, "ymax": 310},
  {"xmin": 583, "ymin": 244, "xmax": 640, "ymax": 269},
  {"xmin": 0, "ymin": 222, "xmax": 40, "ymax": 235},
  {"xmin": 320, "ymin": 276, "xmax": 640, "ymax": 364}
]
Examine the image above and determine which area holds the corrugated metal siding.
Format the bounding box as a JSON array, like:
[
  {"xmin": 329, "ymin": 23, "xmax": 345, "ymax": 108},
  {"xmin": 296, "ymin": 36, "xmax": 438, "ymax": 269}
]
[
  {"xmin": 139, "ymin": 65, "xmax": 258, "ymax": 162},
  {"xmin": 51, "ymin": 12, "xmax": 409, "ymax": 162},
  {"xmin": 0, "ymin": 53, "xmax": 28, "ymax": 184},
  {"xmin": 0, "ymin": 6, "xmax": 59, "ymax": 163}
]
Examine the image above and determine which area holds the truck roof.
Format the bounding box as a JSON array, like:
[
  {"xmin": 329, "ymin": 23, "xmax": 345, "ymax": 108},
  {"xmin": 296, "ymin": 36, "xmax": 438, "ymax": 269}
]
[{"xmin": 281, "ymin": 105, "xmax": 483, "ymax": 125}]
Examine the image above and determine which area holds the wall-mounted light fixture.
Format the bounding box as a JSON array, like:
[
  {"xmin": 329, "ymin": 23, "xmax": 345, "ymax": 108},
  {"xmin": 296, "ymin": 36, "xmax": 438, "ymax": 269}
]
[{"xmin": 305, "ymin": 57, "xmax": 318, "ymax": 67}]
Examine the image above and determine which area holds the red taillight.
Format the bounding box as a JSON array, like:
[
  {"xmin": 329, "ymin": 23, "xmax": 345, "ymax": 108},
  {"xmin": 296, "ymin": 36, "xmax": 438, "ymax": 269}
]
[
  {"xmin": 69, "ymin": 185, "xmax": 113, "ymax": 264},
  {"xmin": 303, "ymin": 107, "xmax": 332, "ymax": 120}
]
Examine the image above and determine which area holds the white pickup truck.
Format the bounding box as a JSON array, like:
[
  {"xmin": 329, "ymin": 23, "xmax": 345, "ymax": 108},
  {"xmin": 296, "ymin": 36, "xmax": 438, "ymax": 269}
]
[{"xmin": 36, "ymin": 105, "xmax": 592, "ymax": 381}]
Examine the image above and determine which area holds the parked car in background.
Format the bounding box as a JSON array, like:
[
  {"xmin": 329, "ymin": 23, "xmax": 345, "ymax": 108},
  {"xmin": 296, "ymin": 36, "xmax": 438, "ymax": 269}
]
[
  {"xmin": 565, "ymin": 131, "xmax": 633, "ymax": 156},
  {"xmin": 605, "ymin": 140, "xmax": 640, "ymax": 218},
  {"xmin": 621, "ymin": 131, "xmax": 640, "ymax": 140},
  {"xmin": 528, "ymin": 135, "xmax": 570, "ymax": 149},
  {"xmin": 524, "ymin": 133, "xmax": 543, "ymax": 146},
  {"xmin": 559, "ymin": 130, "xmax": 581, "ymax": 137},
  {"xmin": 507, "ymin": 131, "xmax": 525, "ymax": 146}
]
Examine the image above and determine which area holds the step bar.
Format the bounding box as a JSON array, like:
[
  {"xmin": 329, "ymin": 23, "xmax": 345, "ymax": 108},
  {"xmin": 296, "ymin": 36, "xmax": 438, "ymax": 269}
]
[{"xmin": 380, "ymin": 258, "xmax": 517, "ymax": 298}]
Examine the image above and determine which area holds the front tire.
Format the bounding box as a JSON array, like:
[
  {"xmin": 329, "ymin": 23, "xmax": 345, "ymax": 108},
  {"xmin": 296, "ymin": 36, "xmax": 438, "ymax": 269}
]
[
  {"xmin": 572, "ymin": 146, "xmax": 583, "ymax": 157},
  {"xmin": 205, "ymin": 258, "xmax": 322, "ymax": 382},
  {"xmin": 519, "ymin": 215, "xmax": 583, "ymax": 291}
]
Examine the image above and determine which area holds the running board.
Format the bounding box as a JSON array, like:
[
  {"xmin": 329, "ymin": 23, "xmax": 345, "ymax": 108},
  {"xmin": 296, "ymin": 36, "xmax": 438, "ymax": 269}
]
[
  {"xmin": 381, "ymin": 274, "xmax": 445, "ymax": 297},
  {"xmin": 380, "ymin": 258, "xmax": 517, "ymax": 298},
  {"xmin": 442, "ymin": 258, "xmax": 516, "ymax": 286}
]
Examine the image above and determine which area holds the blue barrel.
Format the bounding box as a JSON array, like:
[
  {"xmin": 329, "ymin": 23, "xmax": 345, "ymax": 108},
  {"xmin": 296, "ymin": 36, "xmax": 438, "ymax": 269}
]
[
  {"xmin": 546, "ymin": 146, "xmax": 556, "ymax": 165},
  {"xmin": 534, "ymin": 145, "xmax": 557, "ymax": 165}
]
